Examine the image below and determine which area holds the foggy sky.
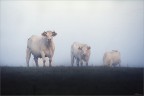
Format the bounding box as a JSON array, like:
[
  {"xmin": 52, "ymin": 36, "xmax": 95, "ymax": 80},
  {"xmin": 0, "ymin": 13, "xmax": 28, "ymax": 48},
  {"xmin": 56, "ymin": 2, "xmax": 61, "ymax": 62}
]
[{"xmin": 0, "ymin": 0, "xmax": 144, "ymax": 67}]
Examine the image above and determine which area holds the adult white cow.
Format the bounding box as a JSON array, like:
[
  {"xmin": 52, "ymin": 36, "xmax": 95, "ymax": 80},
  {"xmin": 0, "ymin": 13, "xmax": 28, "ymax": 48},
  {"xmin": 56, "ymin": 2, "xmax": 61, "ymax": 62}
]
[
  {"xmin": 26, "ymin": 31, "xmax": 57, "ymax": 67},
  {"xmin": 71, "ymin": 42, "xmax": 91, "ymax": 67},
  {"xmin": 103, "ymin": 50, "xmax": 121, "ymax": 67}
]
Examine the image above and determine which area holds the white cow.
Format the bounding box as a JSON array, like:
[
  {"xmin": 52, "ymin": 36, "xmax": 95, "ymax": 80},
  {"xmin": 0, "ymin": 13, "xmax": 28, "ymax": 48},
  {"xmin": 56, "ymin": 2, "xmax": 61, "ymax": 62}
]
[
  {"xmin": 71, "ymin": 42, "xmax": 91, "ymax": 67},
  {"xmin": 103, "ymin": 50, "xmax": 121, "ymax": 67},
  {"xmin": 26, "ymin": 31, "xmax": 57, "ymax": 67}
]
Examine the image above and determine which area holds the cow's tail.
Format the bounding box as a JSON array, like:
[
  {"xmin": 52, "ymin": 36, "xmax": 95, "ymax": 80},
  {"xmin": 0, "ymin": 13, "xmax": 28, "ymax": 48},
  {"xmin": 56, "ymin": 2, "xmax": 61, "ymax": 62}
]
[
  {"xmin": 103, "ymin": 53, "xmax": 106, "ymax": 65},
  {"xmin": 26, "ymin": 38, "xmax": 31, "ymax": 67},
  {"xmin": 26, "ymin": 48, "xmax": 31, "ymax": 67},
  {"xmin": 71, "ymin": 51, "xmax": 74, "ymax": 67}
]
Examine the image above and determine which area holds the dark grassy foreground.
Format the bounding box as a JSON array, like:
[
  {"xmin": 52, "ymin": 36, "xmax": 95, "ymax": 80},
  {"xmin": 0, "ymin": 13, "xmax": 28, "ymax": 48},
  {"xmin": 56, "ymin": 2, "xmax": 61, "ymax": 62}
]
[{"xmin": 1, "ymin": 66, "xmax": 143, "ymax": 95}]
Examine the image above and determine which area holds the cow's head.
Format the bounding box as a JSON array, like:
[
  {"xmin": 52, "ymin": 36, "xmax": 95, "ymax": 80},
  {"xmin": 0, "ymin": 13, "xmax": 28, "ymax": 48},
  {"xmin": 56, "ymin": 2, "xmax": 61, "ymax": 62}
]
[
  {"xmin": 78, "ymin": 46, "xmax": 91, "ymax": 57},
  {"xmin": 42, "ymin": 31, "xmax": 57, "ymax": 41}
]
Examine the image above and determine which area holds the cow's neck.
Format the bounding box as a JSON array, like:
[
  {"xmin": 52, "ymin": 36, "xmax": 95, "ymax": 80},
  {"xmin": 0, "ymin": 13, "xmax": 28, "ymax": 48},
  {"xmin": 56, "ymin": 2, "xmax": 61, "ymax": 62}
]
[{"xmin": 46, "ymin": 40, "xmax": 54, "ymax": 49}]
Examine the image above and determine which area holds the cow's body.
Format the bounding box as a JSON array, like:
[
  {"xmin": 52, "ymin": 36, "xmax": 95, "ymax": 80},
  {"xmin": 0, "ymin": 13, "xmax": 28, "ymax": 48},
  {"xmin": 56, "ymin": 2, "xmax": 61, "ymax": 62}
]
[
  {"xmin": 71, "ymin": 42, "xmax": 91, "ymax": 66},
  {"xmin": 103, "ymin": 50, "xmax": 121, "ymax": 67},
  {"xmin": 26, "ymin": 31, "xmax": 57, "ymax": 67}
]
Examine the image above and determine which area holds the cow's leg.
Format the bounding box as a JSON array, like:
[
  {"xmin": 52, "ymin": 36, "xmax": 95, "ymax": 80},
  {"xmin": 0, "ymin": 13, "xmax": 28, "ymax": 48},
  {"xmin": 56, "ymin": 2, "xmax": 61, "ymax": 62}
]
[
  {"xmin": 110, "ymin": 64, "xmax": 112, "ymax": 67},
  {"xmin": 34, "ymin": 57, "xmax": 38, "ymax": 67},
  {"xmin": 43, "ymin": 60, "xmax": 46, "ymax": 67},
  {"xmin": 26, "ymin": 48, "xmax": 31, "ymax": 67},
  {"xmin": 113, "ymin": 64, "xmax": 116, "ymax": 67},
  {"xmin": 80, "ymin": 60, "xmax": 83, "ymax": 66},
  {"xmin": 41, "ymin": 51, "xmax": 46, "ymax": 67},
  {"xmin": 49, "ymin": 58, "xmax": 52, "ymax": 67},
  {"xmin": 104, "ymin": 59, "xmax": 109, "ymax": 67},
  {"xmin": 109, "ymin": 60, "xmax": 113, "ymax": 67},
  {"xmin": 119, "ymin": 63, "xmax": 121, "ymax": 67},
  {"xmin": 86, "ymin": 62, "xmax": 88, "ymax": 66},
  {"xmin": 76, "ymin": 58, "xmax": 79, "ymax": 67},
  {"xmin": 71, "ymin": 55, "xmax": 74, "ymax": 67}
]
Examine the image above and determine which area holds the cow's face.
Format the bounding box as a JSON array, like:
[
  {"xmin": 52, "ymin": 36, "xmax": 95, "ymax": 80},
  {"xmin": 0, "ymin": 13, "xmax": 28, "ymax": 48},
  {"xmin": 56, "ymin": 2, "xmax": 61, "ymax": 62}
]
[
  {"xmin": 78, "ymin": 46, "xmax": 91, "ymax": 57},
  {"xmin": 42, "ymin": 31, "xmax": 57, "ymax": 40}
]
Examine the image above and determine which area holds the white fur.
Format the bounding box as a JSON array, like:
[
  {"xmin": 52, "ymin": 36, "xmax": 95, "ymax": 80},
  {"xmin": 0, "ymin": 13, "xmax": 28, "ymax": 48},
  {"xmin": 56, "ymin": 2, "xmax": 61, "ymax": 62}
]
[
  {"xmin": 71, "ymin": 42, "xmax": 91, "ymax": 66},
  {"xmin": 26, "ymin": 31, "xmax": 57, "ymax": 67},
  {"xmin": 103, "ymin": 50, "xmax": 121, "ymax": 67}
]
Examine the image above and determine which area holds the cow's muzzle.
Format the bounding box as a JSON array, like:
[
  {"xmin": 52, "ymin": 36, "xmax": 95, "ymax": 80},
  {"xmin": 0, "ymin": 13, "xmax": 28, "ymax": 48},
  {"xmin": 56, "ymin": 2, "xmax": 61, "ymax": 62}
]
[{"xmin": 48, "ymin": 39, "xmax": 51, "ymax": 41}]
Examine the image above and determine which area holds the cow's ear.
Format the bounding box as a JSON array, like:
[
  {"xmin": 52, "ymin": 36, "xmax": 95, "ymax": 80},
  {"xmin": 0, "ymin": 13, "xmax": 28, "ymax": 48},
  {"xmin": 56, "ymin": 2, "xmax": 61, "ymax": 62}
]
[
  {"xmin": 78, "ymin": 47, "xmax": 82, "ymax": 50},
  {"xmin": 41, "ymin": 31, "xmax": 47, "ymax": 36},
  {"xmin": 52, "ymin": 31, "xmax": 57, "ymax": 36},
  {"xmin": 87, "ymin": 46, "xmax": 91, "ymax": 50}
]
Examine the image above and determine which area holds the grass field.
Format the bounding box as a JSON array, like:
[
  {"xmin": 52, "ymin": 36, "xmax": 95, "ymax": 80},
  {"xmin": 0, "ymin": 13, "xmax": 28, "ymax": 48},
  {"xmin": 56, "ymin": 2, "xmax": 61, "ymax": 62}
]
[{"xmin": 1, "ymin": 66, "xmax": 143, "ymax": 95}]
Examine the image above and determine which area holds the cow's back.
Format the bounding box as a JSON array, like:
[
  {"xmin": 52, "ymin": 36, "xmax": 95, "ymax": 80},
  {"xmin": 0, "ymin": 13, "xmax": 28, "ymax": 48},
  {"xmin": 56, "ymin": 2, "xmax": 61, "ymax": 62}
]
[
  {"xmin": 71, "ymin": 42, "xmax": 82, "ymax": 57},
  {"xmin": 27, "ymin": 35, "xmax": 42, "ymax": 56},
  {"xmin": 103, "ymin": 51, "xmax": 121, "ymax": 66},
  {"xmin": 111, "ymin": 51, "xmax": 121, "ymax": 64},
  {"xmin": 71, "ymin": 42, "xmax": 79, "ymax": 53},
  {"xmin": 103, "ymin": 52, "xmax": 112, "ymax": 65}
]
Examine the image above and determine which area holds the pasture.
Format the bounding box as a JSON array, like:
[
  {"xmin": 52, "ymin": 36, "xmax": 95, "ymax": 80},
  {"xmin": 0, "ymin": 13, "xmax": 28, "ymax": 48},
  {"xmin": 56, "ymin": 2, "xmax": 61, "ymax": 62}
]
[{"xmin": 1, "ymin": 66, "xmax": 143, "ymax": 95}]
